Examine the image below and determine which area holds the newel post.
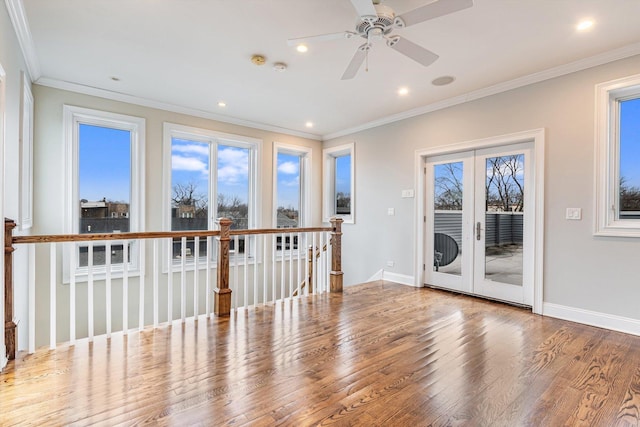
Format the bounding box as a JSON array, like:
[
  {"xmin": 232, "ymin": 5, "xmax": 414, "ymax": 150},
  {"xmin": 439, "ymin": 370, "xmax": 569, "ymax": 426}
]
[
  {"xmin": 214, "ymin": 218, "xmax": 233, "ymax": 316},
  {"xmin": 4, "ymin": 219, "xmax": 17, "ymax": 360},
  {"xmin": 329, "ymin": 217, "xmax": 344, "ymax": 293}
]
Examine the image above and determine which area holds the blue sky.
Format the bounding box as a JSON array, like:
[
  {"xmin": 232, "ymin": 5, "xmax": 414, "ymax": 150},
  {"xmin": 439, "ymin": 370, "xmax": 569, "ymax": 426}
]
[
  {"xmin": 79, "ymin": 124, "xmax": 131, "ymax": 202},
  {"xmin": 276, "ymin": 152, "xmax": 300, "ymax": 209},
  {"xmin": 336, "ymin": 154, "xmax": 351, "ymax": 195},
  {"xmin": 620, "ymin": 98, "xmax": 640, "ymax": 188}
]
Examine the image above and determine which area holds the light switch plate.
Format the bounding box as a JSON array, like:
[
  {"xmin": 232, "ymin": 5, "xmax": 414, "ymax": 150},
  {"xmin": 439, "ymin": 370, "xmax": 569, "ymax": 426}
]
[
  {"xmin": 401, "ymin": 189, "xmax": 414, "ymax": 198},
  {"xmin": 566, "ymin": 208, "xmax": 582, "ymax": 220},
  {"xmin": 387, "ymin": 208, "xmax": 395, "ymax": 216}
]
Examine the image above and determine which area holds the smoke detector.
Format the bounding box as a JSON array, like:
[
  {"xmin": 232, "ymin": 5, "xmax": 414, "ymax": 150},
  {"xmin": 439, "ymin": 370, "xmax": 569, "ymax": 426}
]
[{"xmin": 273, "ymin": 62, "xmax": 287, "ymax": 72}]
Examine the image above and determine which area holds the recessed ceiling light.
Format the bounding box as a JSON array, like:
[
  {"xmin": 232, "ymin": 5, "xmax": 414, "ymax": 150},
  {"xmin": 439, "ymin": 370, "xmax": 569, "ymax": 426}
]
[
  {"xmin": 296, "ymin": 44, "xmax": 308, "ymax": 53},
  {"xmin": 305, "ymin": 121, "xmax": 314, "ymax": 128},
  {"xmin": 431, "ymin": 76, "xmax": 456, "ymax": 86},
  {"xmin": 576, "ymin": 19, "xmax": 594, "ymax": 31},
  {"xmin": 397, "ymin": 87, "xmax": 409, "ymax": 96},
  {"xmin": 218, "ymin": 101, "xmax": 227, "ymax": 108}
]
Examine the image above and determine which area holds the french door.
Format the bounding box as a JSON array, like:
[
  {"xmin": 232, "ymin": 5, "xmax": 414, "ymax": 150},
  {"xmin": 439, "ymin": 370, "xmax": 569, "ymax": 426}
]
[{"xmin": 424, "ymin": 142, "xmax": 534, "ymax": 306}]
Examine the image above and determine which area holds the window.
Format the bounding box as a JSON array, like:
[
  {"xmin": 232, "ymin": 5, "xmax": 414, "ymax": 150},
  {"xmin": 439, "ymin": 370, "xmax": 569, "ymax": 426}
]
[
  {"xmin": 274, "ymin": 142, "xmax": 311, "ymax": 250},
  {"xmin": 64, "ymin": 106, "xmax": 145, "ymax": 279},
  {"xmin": 163, "ymin": 123, "xmax": 260, "ymax": 261},
  {"xmin": 595, "ymin": 74, "xmax": 640, "ymax": 237},
  {"xmin": 323, "ymin": 143, "xmax": 355, "ymax": 223}
]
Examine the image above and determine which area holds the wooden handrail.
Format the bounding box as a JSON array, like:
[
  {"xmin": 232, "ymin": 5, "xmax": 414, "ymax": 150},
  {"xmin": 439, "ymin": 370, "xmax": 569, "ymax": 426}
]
[{"xmin": 10, "ymin": 226, "xmax": 333, "ymax": 245}]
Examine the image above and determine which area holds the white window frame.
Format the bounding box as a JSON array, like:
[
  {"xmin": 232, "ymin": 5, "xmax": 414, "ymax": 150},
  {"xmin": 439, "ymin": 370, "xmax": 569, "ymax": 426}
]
[
  {"xmin": 273, "ymin": 142, "xmax": 312, "ymax": 228},
  {"xmin": 162, "ymin": 123, "xmax": 261, "ymax": 268},
  {"xmin": 323, "ymin": 142, "xmax": 355, "ymax": 224},
  {"xmin": 63, "ymin": 105, "xmax": 146, "ymax": 281},
  {"xmin": 595, "ymin": 73, "xmax": 640, "ymax": 237}
]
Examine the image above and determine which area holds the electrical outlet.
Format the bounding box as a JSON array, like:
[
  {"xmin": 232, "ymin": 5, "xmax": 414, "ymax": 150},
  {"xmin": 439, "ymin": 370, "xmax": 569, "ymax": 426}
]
[{"xmin": 401, "ymin": 189, "xmax": 414, "ymax": 198}]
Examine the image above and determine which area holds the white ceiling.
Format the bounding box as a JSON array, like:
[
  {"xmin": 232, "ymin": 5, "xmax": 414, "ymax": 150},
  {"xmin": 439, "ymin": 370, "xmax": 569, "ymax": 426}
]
[{"xmin": 18, "ymin": 0, "xmax": 640, "ymax": 139}]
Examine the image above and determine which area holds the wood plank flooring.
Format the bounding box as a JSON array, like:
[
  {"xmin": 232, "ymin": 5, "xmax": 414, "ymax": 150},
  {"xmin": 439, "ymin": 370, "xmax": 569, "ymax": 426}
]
[{"xmin": 2, "ymin": 281, "xmax": 640, "ymax": 426}]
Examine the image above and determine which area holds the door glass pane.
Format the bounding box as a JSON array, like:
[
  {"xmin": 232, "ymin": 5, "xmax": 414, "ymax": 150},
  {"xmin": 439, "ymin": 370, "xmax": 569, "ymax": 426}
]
[
  {"xmin": 433, "ymin": 162, "xmax": 463, "ymax": 275},
  {"xmin": 484, "ymin": 154, "xmax": 524, "ymax": 285}
]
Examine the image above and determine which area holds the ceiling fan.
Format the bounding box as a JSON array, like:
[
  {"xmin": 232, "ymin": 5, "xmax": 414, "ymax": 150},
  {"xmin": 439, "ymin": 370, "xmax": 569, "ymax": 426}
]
[{"xmin": 287, "ymin": 0, "xmax": 473, "ymax": 80}]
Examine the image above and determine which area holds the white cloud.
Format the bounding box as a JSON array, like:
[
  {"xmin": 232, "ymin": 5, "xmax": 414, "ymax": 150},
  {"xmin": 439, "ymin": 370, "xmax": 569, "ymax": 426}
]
[
  {"xmin": 172, "ymin": 155, "xmax": 208, "ymax": 173},
  {"xmin": 280, "ymin": 176, "xmax": 300, "ymax": 187},
  {"xmin": 172, "ymin": 143, "xmax": 209, "ymax": 157},
  {"xmin": 217, "ymin": 147, "xmax": 249, "ymax": 185},
  {"xmin": 278, "ymin": 161, "xmax": 298, "ymax": 175},
  {"xmin": 218, "ymin": 146, "xmax": 248, "ymax": 164}
]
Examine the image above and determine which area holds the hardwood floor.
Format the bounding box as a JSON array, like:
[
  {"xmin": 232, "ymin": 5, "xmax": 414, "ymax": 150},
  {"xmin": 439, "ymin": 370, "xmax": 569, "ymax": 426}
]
[{"xmin": 2, "ymin": 281, "xmax": 640, "ymax": 426}]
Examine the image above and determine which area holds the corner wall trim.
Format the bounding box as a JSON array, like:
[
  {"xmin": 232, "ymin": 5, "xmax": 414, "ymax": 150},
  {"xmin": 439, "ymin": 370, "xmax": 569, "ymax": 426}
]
[
  {"xmin": 366, "ymin": 269, "xmax": 384, "ymax": 283},
  {"xmin": 543, "ymin": 302, "xmax": 640, "ymax": 337}
]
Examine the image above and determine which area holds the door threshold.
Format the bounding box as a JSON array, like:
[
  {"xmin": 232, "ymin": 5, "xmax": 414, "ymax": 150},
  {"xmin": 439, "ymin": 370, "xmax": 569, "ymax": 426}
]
[{"xmin": 423, "ymin": 283, "xmax": 532, "ymax": 310}]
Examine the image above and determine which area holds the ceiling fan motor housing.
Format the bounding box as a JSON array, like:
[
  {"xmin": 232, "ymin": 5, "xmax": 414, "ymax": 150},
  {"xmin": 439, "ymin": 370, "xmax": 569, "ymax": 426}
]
[{"xmin": 356, "ymin": 4, "xmax": 396, "ymax": 37}]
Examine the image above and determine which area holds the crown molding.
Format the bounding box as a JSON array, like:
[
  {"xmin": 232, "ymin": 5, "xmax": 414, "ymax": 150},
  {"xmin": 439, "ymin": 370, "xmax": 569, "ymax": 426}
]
[
  {"xmin": 35, "ymin": 77, "xmax": 322, "ymax": 141},
  {"xmin": 322, "ymin": 41, "xmax": 640, "ymax": 141},
  {"xmin": 4, "ymin": 0, "xmax": 40, "ymax": 81}
]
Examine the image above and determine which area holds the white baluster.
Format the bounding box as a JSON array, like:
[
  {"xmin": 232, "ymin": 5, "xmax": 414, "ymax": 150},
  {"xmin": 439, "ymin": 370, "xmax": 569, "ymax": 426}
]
[
  {"xmin": 153, "ymin": 239, "xmax": 159, "ymax": 327},
  {"xmin": 69, "ymin": 243, "xmax": 76, "ymax": 344},
  {"xmin": 123, "ymin": 240, "xmax": 129, "ymax": 335},
  {"xmin": 105, "ymin": 241, "xmax": 112, "ymax": 338},
  {"xmin": 88, "ymin": 244, "xmax": 94, "ymax": 341},
  {"xmin": 49, "ymin": 243, "xmax": 56, "ymax": 349}
]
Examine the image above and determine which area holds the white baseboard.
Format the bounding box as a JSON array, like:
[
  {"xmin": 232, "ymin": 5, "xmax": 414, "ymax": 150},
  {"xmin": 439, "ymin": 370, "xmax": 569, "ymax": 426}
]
[
  {"xmin": 366, "ymin": 269, "xmax": 416, "ymax": 287},
  {"xmin": 543, "ymin": 302, "xmax": 640, "ymax": 336},
  {"xmin": 382, "ymin": 271, "xmax": 416, "ymax": 287}
]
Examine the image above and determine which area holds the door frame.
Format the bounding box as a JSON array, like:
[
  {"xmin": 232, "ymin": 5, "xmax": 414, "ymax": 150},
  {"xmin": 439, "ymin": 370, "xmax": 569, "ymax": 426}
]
[{"xmin": 414, "ymin": 128, "xmax": 545, "ymax": 314}]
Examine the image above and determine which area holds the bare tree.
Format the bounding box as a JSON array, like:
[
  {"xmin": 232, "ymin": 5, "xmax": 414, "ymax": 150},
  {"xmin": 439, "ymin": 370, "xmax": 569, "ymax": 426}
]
[
  {"xmin": 486, "ymin": 155, "xmax": 524, "ymax": 212},
  {"xmin": 620, "ymin": 176, "xmax": 640, "ymax": 211},
  {"xmin": 172, "ymin": 182, "xmax": 207, "ymax": 217},
  {"xmin": 434, "ymin": 163, "xmax": 463, "ymax": 210}
]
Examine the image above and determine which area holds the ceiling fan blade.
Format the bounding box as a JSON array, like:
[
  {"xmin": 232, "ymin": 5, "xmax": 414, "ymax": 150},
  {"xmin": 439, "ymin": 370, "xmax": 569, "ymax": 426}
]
[
  {"xmin": 387, "ymin": 36, "xmax": 439, "ymax": 67},
  {"xmin": 287, "ymin": 31, "xmax": 357, "ymax": 46},
  {"xmin": 349, "ymin": 0, "xmax": 377, "ymax": 19},
  {"xmin": 341, "ymin": 45, "xmax": 369, "ymax": 80},
  {"xmin": 397, "ymin": 0, "xmax": 473, "ymax": 28}
]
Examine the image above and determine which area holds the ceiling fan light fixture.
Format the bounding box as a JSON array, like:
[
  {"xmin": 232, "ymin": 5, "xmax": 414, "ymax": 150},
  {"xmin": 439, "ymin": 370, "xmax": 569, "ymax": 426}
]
[{"xmin": 431, "ymin": 75, "xmax": 455, "ymax": 86}]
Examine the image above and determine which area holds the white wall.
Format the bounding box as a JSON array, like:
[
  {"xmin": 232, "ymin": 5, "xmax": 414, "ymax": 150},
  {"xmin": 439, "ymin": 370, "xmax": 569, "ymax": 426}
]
[
  {"xmin": 31, "ymin": 85, "xmax": 323, "ymax": 346},
  {"xmin": 1, "ymin": 1, "xmax": 32, "ymax": 358},
  {"xmin": 325, "ymin": 55, "xmax": 640, "ymax": 327}
]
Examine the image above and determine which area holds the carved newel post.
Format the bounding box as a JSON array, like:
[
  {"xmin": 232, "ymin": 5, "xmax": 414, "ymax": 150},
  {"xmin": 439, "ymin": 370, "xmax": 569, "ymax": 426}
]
[
  {"xmin": 329, "ymin": 217, "xmax": 344, "ymax": 293},
  {"xmin": 4, "ymin": 219, "xmax": 17, "ymax": 360},
  {"xmin": 214, "ymin": 218, "xmax": 233, "ymax": 316}
]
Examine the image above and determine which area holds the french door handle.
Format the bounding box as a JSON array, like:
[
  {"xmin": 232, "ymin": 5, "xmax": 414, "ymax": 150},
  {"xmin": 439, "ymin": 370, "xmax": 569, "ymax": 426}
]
[{"xmin": 476, "ymin": 222, "xmax": 482, "ymax": 241}]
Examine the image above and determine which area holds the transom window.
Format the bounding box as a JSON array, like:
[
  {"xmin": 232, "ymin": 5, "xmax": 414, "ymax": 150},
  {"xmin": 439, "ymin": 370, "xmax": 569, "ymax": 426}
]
[{"xmin": 595, "ymin": 74, "xmax": 640, "ymax": 237}]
